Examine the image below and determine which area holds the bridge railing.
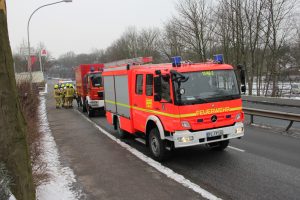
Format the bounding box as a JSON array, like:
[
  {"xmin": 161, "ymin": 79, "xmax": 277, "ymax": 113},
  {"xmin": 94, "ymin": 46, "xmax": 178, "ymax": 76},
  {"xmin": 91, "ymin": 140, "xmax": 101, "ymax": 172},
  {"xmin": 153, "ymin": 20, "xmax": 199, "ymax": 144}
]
[{"xmin": 243, "ymin": 107, "xmax": 300, "ymax": 131}]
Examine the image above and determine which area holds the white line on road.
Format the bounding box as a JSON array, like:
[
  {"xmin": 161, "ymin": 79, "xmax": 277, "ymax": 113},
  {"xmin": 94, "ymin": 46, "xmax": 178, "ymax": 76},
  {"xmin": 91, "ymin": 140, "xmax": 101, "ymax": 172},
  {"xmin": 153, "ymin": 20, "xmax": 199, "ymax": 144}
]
[
  {"xmin": 134, "ymin": 137, "xmax": 146, "ymax": 145},
  {"xmin": 75, "ymin": 110, "xmax": 221, "ymax": 200},
  {"xmin": 228, "ymin": 146, "xmax": 245, "ymax": 152}
]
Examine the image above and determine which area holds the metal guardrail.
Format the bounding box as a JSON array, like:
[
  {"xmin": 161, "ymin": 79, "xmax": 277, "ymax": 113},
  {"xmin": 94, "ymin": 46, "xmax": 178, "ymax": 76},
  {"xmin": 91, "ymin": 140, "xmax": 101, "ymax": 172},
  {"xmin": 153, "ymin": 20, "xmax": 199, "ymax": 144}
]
[
  {"xmin": 243, "ymin": 107, "xmax": 300, "ymax": 131},
  {"xmin": 242, "ymin": 95, "xmax": 300, "ymax": 107}
]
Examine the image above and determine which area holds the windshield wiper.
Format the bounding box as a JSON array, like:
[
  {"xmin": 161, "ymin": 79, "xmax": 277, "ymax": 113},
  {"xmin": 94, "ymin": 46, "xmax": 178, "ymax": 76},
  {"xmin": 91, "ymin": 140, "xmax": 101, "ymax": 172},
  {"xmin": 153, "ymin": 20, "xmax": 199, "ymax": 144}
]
[
  {"xmin": 194, "ymin": 96, "xmax": 209, "ymax": 103},
  {"xmin": 215, "ymin": 94, "xmax": 240, "ymax": 100}
]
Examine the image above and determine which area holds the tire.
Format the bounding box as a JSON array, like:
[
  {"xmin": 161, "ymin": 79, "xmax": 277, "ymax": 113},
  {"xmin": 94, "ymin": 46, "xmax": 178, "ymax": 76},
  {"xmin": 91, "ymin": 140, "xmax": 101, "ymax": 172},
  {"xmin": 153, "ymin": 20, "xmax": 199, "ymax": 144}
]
[
  {"xmin": 209, "ymin": 140, "xmax": 229, "ymax": 151},
  {"xmin": 99, "ymin": 107, "xmax": 106, "ymax": 116},
  {"xmin": 116, "ymin": 118, "xmax": 127, "ymax": 139},
  {"xmin": 82, "ymin": 98, "xmax": 87, "ymax": 112},
  {"xmin": 148, "ymin": 127, "xmax": 167, "ymax": 161},
  {"xmin": 86, "ymin": 103, "xmax": 95, "ymax": 117}
]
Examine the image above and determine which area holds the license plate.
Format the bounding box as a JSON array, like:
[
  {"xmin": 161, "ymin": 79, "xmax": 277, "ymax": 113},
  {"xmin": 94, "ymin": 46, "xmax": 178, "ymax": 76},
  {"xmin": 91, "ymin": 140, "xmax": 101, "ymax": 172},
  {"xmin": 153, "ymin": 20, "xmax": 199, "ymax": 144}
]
[{"xmin": 207, "ymin": 130, "xmax": 223, "ymax": 137}]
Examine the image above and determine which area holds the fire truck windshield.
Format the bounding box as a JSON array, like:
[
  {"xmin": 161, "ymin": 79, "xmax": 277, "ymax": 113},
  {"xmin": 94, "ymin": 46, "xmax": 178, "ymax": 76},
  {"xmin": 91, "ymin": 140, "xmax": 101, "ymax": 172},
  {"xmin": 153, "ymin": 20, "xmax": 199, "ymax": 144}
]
[
  {"xmin": 174, "ymin": 70, "xmax": 240, "ymax": 105},
  {"xmin": 89, "ymin": 73, "xmax": 102, "ymax": 87}
]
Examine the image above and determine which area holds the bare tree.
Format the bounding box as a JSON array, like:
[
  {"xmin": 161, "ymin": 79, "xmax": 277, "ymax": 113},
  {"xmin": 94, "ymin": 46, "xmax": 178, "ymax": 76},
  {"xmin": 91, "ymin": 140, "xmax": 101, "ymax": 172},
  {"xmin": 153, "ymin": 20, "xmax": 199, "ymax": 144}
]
[
  {"xmin": 173, "ymin": 0, "xmax": 214, "ymax": 61},
  {"xmin": 0, "ymin": 1, "xmax": 36, "ymax": 199}
]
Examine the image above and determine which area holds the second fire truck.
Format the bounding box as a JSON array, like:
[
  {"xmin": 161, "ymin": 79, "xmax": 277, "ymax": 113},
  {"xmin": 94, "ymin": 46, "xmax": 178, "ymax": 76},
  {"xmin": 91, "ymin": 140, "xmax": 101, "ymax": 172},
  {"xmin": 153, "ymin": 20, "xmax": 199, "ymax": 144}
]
[
  {"xmin": 102, "ymin": 56, "xmax": 245, "ymax": 160},
  {"xmin": 75, "ymin": 64, "xmax": 104, "ymax": 117}
]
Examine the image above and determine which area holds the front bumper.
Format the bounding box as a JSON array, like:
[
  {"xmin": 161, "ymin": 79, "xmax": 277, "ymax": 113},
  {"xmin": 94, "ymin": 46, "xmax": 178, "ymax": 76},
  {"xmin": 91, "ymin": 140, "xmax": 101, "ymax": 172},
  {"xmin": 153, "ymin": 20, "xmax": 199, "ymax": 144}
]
[
  {"xmin": 166, "ymin": 122, "xmax": 244, "ymax": 148},
  {"xmin": 88, "ymin": 100, "xmax": 104, "ymax": 109}
]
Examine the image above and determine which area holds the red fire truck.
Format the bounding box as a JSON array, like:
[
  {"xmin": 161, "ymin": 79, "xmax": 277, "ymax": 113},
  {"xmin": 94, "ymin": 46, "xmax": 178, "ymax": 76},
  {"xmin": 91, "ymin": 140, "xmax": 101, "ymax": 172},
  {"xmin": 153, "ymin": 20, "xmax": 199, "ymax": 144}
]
[
  {"xmin": 102, "ymin": 56, "xmax": 245, "ymax": 160},
  {"xmin": 75, "ymin": 64, "xmax": 104, "ymax": 117}
]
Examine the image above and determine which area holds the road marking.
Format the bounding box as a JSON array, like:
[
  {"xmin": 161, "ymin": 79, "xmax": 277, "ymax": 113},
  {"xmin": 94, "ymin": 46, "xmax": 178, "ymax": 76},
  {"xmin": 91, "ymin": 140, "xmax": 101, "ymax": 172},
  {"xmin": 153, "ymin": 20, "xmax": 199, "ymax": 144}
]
[
  {"xmin": 228, "ymin": 146, "xmax": 245, "ymax": 152},
  {"xmin": 75, "ymin": 110, "xmax": 221, "ymax": 200},
  {"xmin": 134, "ymin": 137, "xmax": 146, "ymax": 145}
]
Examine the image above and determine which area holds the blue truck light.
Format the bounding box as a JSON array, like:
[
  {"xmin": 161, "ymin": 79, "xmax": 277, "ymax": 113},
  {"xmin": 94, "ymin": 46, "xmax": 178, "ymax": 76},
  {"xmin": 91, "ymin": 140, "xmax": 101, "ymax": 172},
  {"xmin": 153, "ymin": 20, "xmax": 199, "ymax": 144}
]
[
  {"xmin": 172, "ymin": 56, "xmax": 182, "ymax": 67},
  {"xmin": 213, "ymin": 54, "xmax": 224, "ymax": 64}
]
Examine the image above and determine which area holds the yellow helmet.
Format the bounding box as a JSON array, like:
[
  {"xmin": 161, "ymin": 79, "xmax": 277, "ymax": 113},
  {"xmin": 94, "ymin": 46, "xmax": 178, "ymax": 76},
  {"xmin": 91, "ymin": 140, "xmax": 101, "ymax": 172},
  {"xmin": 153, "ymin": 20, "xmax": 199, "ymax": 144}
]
[
  {"xmin": 54, "ymin": 84, "xmax": 59, "ymax": 89},
  {"xmin": 70, "ymin": 84, "xmax": 73, "ymax": 87},
  {"xmin": 61, "ymin": 84, "xmax": 65, "ymax": 88}
]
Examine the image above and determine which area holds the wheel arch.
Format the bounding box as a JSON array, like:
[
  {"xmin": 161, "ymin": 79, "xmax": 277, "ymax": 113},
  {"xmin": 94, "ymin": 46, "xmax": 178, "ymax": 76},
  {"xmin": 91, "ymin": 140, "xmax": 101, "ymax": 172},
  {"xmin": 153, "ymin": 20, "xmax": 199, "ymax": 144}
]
[{"xmin": 145, "ymin": 115, "xmax": 165, "ymax": 146}]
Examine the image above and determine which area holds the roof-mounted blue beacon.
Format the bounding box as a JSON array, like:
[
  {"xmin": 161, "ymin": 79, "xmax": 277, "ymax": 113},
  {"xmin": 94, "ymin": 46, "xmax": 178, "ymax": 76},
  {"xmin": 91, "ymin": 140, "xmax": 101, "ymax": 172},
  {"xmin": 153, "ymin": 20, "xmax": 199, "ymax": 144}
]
[
  {"xmin": 172, "ymin": 56, "xmax": 182, "ymax": 67},
  {"xmin": 213, "ymin": 54, "xmax": 224, "ymax": 64},
  {"xmin": 90, "ymin": 66, "xmax": 95, "ymax": 72}
]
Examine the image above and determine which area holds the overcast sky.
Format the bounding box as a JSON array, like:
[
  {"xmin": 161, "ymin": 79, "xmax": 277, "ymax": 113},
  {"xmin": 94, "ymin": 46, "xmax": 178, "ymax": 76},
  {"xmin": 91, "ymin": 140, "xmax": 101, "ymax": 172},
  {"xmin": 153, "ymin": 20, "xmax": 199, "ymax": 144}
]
[{"xmin": 6, "ymin": 0, "xmax": 176, "ymax": 58}]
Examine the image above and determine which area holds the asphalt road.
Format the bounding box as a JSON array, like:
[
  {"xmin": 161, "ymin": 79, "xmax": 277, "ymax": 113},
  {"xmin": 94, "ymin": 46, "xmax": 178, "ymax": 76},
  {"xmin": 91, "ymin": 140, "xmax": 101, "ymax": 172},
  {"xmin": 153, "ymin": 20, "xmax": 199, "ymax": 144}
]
[
  {"xmin": 46, "ymin": 81, "xmax": 300, "ymax": 200},
  {"xmin": 89, "ymin": 110, "xmax": 300, "ymax": 200}
]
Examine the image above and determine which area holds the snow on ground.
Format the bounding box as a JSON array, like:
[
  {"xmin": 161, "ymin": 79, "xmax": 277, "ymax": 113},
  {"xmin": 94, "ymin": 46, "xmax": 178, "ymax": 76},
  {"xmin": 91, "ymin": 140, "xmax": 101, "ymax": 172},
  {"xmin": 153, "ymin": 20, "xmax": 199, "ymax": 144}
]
[
  {"xmin": 246, "ymin": 82, "xmax": 300, "ymax": 100},
  {"xmin": 36, "ymin": 96, "xmax": 82, "ymax": 200}
]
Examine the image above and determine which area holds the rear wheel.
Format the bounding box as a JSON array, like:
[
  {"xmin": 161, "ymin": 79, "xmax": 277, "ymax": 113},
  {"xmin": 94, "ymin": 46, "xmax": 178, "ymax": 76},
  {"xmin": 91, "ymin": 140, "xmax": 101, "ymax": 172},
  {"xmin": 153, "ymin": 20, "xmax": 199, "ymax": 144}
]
[
  {"xmin": 116, "ymin": 118, "xmax": 127, "ymax": 139},
  {"xmin": 148, "ymin": 128, "xmax": 167, "ymax": 161},
  {"xmin": 208, "ymin": 140, "xmax": 229, "ymax": 151}
]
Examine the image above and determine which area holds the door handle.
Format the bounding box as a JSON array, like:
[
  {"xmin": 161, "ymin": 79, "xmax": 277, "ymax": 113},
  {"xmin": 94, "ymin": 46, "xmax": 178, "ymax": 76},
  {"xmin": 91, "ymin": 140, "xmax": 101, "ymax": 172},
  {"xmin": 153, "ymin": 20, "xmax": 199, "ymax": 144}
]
[
  {"xmin": 133, "ymin": 104, "xmax": 137, "ymax": 106},
  {"xmin": 154, "ymin": 107, "xmax": 160, "ymax": 110}
]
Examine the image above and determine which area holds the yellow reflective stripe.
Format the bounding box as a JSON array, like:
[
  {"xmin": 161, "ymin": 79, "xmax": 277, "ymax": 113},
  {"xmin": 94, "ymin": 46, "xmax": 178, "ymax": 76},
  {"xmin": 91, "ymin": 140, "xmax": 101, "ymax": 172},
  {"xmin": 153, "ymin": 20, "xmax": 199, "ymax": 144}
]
[
  {"xmin": 132, "ymin": 106, "xmax": 181, "ymax": 118},
  {"xmin": 104, "ymin": 100, "xmax": 242, "ymax": 118},
  {"xmin": 105, "ymin": 99, "xmax": 130, "ymax": 108},
  {"xmin": 228, "ymin": 107, "xmax": 243, "ymax": 112}
]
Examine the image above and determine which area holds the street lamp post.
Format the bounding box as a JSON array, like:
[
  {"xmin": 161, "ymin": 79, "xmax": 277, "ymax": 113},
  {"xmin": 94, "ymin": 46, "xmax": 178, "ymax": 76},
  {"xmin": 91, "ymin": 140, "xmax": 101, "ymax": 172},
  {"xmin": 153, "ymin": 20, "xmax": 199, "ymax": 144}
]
[{"xmin": 27, "ymin": 0, "xmax": 72, "ymax": 89}]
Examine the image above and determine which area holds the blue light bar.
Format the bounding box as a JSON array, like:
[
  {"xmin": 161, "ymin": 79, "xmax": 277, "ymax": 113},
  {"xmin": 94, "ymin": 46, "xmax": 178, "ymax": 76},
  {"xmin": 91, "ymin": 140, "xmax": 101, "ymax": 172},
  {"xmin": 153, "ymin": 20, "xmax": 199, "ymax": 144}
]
[
  {"xmin": 213, "ymin": 54, "xmax": 224, "ymax": 64},
  {"xmin": 90, "ymin": 66, "xmax": 95, "ymax": 72},
  {"xmin": 172, "ymin": 56, "xmax": 182, "ymax": 67}
]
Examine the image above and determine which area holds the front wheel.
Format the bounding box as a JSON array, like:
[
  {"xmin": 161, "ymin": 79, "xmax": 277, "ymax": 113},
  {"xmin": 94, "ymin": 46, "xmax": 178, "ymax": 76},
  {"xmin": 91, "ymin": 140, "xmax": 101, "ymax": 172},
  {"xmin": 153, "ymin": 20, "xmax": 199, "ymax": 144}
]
[
  {"xmin": 82, "ymin": 98, "xmax": 87, "ymax": 112},
  {"xmin": 148, "ymin": 128, "xmax": 167, "ymax": 161},
  {"xmin": 208, "ymin": 140, "xmax": 229, "ymax": 151},
  {"xmin": 86, "ymin": 103, "xmax": 95, "ymax": 117}
]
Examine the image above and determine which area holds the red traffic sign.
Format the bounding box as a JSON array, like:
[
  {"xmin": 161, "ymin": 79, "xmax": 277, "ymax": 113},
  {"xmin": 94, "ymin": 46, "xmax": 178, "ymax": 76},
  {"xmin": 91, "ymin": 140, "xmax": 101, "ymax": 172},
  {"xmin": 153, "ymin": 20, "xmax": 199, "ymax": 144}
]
[{"xmin": 41, "ymin": 49, "xmax": 47, "ymax": 57}]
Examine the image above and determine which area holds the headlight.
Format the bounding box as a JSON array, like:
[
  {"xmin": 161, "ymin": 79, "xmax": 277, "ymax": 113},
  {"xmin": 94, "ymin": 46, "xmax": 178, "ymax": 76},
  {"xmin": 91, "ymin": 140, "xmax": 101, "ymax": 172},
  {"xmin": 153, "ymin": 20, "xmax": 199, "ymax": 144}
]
[
  {"xmin": 181, "ymin": 121, "xmax": 191, "ymax": 128},
  {"xmin": 235, "ymin": 127, "xmax": 244, "ymax": 134},
  {"xmin": 177, "ymin": 136, "xmax": 194, "ymax": 143},
  {"xmin": 235, "ymin": 113, "xmax": 241, "ymax": 120},
  {"xmin": 89, "ymin": 100, "xmax": 98, "ymax": 105}
]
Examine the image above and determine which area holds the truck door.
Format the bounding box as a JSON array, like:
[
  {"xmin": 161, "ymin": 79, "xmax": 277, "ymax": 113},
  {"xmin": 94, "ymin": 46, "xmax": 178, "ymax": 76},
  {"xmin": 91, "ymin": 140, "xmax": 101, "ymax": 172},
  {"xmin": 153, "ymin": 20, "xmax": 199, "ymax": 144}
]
[{"xmin": 132, "ymin": 73, "xmax": 147, "ymax": 132}]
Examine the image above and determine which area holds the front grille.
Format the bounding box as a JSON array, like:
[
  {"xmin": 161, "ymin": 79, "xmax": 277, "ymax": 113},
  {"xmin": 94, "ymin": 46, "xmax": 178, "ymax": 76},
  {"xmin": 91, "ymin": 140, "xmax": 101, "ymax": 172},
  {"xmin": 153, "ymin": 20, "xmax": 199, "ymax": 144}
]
[
  {"xmin": 98, "ymin": 91, "xmax": 103, "ymax": 98},
  {"xmin": 199, "ymin": 138, "xmax": 205, "ymax": 143},
  {"xmin": 207, "ymin": 136, "xmax": 222, "ymax": 141}
]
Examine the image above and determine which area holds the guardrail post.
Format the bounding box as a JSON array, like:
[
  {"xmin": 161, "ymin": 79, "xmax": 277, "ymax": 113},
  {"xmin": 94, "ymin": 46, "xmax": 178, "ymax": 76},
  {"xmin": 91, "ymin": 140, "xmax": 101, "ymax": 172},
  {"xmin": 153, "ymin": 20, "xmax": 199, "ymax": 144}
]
[
  {"xmin": 250, "ymin": 115, "xmax": 254, "ymax": 124},
  {"xmin": 286, "ymin": 120, "xmax": 294, "ymax": 131}
]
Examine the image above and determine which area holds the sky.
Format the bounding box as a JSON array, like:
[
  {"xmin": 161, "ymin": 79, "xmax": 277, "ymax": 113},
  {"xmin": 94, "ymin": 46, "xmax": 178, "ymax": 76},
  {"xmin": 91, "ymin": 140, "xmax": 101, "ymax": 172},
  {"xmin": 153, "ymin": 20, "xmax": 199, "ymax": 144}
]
[{"xmin": 6, "ymin": 0, "xmax": 176, "ymax": 58}]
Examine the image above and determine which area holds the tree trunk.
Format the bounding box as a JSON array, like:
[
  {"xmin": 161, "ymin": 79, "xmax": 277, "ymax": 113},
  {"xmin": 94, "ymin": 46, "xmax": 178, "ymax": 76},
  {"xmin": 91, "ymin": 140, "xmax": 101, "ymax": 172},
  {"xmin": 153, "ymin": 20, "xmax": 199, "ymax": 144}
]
[{"xmin": 0, "ymin": 1, "xmax": 36, "ymax": 199}]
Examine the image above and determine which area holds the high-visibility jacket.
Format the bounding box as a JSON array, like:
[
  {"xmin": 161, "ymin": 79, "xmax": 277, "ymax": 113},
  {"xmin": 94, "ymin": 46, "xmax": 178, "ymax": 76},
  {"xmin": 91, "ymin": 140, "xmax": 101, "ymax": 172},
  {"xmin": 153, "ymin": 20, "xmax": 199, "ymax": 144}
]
[
  {"xmin": 65, "ymin": 87, "xmax": 75, "ymax": 98},
  {"xmin": 60, "ymin": 88, "xmax": 65, "ymax": 97},
  {"xmin": 54, "ymin": 89, "xmax": 61, "ymax": 98}
]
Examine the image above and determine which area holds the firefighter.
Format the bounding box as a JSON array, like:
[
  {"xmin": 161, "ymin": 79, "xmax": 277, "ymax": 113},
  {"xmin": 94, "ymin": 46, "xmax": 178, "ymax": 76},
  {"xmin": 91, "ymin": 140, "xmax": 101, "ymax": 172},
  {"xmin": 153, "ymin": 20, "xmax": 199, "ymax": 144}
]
[
  {"xmin": 65, "ymin": 83, "xmax": 74, "ymax": 108},
  {"xmin": 60, "ymin": 84, "xmax": 66, "ymax": 107},
  {"xmin": 54, "ymin": 84, "xmax": 61, "ymax": 108},
  {"xmin": 65, "ymin": 84, "xmax": 71, "ymax": 108},
  {"xmin": 69, "ymin": 84, "xmax": 75, "ymax": 108}
]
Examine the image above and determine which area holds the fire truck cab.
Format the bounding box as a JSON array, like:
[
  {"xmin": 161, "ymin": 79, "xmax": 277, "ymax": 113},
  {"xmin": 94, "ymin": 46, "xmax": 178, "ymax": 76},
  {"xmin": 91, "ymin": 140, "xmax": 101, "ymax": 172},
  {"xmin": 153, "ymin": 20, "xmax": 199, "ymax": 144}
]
[{"xmin": 103, "ymin": 56, "xmax": 245, "ymax": 160}]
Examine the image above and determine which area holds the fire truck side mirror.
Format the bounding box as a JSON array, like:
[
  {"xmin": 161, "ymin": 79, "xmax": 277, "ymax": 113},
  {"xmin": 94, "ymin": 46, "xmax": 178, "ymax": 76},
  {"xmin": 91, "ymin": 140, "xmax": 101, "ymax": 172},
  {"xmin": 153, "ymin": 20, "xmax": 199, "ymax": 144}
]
[
  {"xmin": 241, "ymin": 85, "xmax": 246, "ymax": 93},
  {"xmin": 237, "ymin": 64, "xmax": 246, "ymax": 85},
  {"xmin": 154, "ymin": 76, "xmax": 162, "ymax": 101},
  {"xmin": 237, "ymin": 64, "xmax": 246, "ymax": 94}
]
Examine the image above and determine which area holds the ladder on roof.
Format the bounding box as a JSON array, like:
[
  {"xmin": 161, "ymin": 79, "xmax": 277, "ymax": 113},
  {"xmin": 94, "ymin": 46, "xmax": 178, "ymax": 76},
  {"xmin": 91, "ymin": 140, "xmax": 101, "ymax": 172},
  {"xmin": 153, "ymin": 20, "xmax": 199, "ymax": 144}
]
[{"xmin": 104, "ymin": 57, "xmax": 153, "ymax": 68}]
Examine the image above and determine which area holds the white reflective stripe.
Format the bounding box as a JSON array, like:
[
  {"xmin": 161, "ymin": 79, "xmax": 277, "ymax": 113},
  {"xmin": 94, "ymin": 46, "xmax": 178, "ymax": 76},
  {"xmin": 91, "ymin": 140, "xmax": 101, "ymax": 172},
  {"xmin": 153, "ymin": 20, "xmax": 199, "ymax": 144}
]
[{"xmin": 103, "ymin": 66, "xmax": 128, "ymax": 72}]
